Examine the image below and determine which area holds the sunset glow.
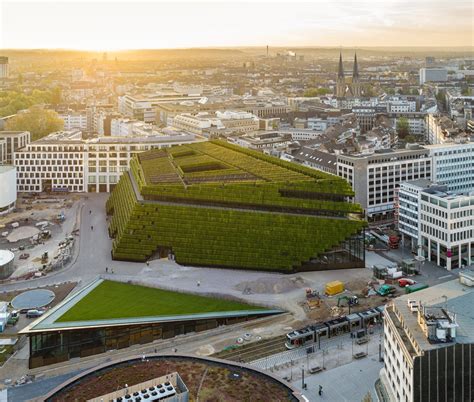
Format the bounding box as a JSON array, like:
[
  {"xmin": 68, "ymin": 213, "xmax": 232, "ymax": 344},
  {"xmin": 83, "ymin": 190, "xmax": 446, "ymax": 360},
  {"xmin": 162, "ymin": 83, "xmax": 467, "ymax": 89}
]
[{"xmin": 1, "ymin": 0, "xmax": 473, "ymax": 49}]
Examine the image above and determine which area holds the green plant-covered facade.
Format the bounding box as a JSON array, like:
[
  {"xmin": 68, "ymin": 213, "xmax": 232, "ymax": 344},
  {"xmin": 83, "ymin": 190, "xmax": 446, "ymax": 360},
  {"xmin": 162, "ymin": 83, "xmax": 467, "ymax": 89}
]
[{"xmin": 106, "ymin": 141, "xmax": 367, "ymax": 272}]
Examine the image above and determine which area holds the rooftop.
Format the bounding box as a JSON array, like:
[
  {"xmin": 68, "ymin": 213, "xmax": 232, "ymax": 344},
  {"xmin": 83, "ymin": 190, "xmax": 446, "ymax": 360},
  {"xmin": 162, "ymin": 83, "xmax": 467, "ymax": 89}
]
[
  {"xmin": 391, "ymin": 279, "xmax": 474, "ymax": 352},
  {"xmin": 20, "ymin": 279, "xmax": 280, "ymax": 333}
]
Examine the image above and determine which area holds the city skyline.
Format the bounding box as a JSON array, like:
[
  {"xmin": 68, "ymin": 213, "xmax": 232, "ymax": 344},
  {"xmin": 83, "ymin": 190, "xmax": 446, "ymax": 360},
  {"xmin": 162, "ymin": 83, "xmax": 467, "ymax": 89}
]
[{"xmin": 1, "ymin": 0, "xmax": 473, "ymax": 50}]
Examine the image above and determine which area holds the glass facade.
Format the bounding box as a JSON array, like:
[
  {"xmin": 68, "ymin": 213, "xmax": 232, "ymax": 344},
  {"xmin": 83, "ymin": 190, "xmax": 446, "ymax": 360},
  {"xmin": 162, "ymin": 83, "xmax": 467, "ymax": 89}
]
[
  {"xmin": 28, "ymin": 313, "xmax": 271, "ymax": 368},
  {"xmin": 300, "ymin": 231, "xmax": 365, "ymax": 271}
]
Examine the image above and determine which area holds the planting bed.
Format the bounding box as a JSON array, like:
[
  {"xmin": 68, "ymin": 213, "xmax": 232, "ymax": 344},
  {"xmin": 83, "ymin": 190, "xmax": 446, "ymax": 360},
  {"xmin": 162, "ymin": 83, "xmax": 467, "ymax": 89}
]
[{"xmin": 48, "ymin": 356, "xmax": 299, "ymax": 401}]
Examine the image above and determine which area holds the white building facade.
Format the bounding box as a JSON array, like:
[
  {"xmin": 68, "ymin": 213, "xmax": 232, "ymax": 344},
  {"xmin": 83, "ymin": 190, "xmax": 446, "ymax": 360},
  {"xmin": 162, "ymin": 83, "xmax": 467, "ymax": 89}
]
[
  {"xmin": 14, "ymin": 131, "xmax": 198, "ymax": 193},
  {"xmin": 0, "ymin": 166, "xmax": 17, "ymax": 214}
]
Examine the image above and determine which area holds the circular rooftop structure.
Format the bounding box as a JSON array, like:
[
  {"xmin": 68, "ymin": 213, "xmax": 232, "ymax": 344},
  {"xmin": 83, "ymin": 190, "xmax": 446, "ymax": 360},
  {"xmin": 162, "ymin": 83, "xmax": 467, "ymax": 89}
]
[
  {"xmin": 0, "ymin": 250, "xmax": 14, "ymax": 266},
  {"xmin": 0, "ymin": 249, "xmax": 15, "ymax": 279},
  {"xmin": 11, "ymin": 289, "xmax": 55, "ymax": 310}
]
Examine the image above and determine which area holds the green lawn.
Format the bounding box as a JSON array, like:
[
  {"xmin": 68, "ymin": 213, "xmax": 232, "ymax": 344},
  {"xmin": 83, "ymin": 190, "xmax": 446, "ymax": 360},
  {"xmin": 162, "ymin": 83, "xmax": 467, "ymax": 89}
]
[{"xmin": 56, "ymin": 280, "xmax": 264, "ymax": 322}]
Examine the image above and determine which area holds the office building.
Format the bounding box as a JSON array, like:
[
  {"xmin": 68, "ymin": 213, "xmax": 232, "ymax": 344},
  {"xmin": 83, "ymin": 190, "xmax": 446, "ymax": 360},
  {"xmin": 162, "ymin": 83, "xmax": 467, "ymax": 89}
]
[
  {"xmin": 380, "ymin": 278, "xmax": 474, "ymax": 401},
  {"xmin": 419, "ymin": 68, "xmax": 448, "ymax": 85},
  {"xmin": 118, "ymin": 94, "xmax": 203, "ymax": 122},
  {"xmin": 0, "ymin": 131, "xmax": 31, "ymax": 164},
  {"xmin": 14, "ymin": 130, "xmax": 197, "ymax": 193},
  {"xmin": 0, "ymin": 57, "xmax": 8, "ymax": 79},
  {"xmin": 59, "ymin": 112, "xmax": 88, "ymax": 131},
  {"xmin": 337, "ymin": 147, "xmax": 432, "ymax": 224},
  {"xmin": 398, "ymin": 181, "xmax": 474, "ymax": 269},
  {"xmin": 426, "ymin": 142, "xmax": 474, "ymax": 193}
]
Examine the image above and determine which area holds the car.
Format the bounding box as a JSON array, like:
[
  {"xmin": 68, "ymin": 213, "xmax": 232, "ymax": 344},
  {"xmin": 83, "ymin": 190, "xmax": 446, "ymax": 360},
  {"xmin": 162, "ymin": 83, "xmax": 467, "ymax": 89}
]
[
  {"xmin": 398, "ymin": 278, "xmax": 416, "ymax": 287},
  {"xmin": 26, "ymin": 309, "xmax": 44, "ymax": 318}
]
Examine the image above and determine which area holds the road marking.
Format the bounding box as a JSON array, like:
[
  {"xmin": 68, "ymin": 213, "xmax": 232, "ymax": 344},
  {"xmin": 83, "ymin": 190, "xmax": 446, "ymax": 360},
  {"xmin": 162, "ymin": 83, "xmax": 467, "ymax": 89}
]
[{"xmin": 438, "ymin": 275, "xmax": 453, "ymax": 280}]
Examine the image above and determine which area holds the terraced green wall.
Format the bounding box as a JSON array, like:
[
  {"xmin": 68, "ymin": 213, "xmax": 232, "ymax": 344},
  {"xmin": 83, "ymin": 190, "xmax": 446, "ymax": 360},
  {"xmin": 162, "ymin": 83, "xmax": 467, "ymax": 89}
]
[{"xmin": 106, "ymin": 142, "xmax": 367, "ymax": 272}]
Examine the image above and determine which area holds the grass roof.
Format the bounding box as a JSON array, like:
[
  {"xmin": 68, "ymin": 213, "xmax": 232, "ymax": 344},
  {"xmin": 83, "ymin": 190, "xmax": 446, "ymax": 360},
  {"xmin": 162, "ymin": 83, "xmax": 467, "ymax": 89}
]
[{"xmin": 56, "ymin": 280, "xmax": 264, "ymax": 322}]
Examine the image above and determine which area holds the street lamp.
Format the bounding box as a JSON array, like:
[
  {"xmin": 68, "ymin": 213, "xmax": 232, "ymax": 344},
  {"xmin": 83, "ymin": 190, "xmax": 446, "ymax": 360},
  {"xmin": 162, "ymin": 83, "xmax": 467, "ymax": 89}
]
[{"xmin": 301, "ymin": 364, "xmax": 306, "ymax": 390}]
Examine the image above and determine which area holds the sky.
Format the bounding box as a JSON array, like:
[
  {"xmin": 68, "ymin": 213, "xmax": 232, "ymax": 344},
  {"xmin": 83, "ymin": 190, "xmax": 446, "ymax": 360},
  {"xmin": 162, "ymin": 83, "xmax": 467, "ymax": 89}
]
[{"xmin": 1, "ymin": 0, "xmax": 473, "ymax": 50}]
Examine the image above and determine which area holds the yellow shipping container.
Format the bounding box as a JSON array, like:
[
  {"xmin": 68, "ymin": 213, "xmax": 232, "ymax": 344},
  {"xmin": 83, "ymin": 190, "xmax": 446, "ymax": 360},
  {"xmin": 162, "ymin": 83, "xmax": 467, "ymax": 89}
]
[{"xmin": 325, "ymin": 281, "xmax": 344, "ymax": 296}]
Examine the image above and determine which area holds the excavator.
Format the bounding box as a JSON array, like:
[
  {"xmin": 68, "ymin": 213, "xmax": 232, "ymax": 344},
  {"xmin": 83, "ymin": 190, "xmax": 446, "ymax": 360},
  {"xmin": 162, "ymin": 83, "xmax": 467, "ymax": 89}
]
[{"xmin": 337, "ymin": 295, "xmax": 359, "ymax": 313}]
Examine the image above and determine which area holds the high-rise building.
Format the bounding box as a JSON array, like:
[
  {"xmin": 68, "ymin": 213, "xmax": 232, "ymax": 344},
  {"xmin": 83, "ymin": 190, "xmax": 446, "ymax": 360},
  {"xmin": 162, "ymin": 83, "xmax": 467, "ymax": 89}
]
[
  {"xmin": 419, "ymin": 68, "xmax": 448, "ymax": 85},
  {"xmin": 0, "ymin": 57, "xmax": 8, "ymax": 79}
]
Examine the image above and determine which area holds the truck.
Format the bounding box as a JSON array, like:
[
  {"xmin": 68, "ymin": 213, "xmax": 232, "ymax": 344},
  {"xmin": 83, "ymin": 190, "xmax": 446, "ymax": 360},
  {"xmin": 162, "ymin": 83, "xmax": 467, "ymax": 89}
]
[
  {"xmin": 405, "ymin": 283, "xmax": 429, "ymax": 294},
  {"xmin": 370, "ymin": 229, "xmax": 399, "ymax": 249},
  {"xmin": 377, "ymin": 285, "xmax": 396, "ymax": 297},
  {"xmin": 7, "ymin": 310, "xmax": 19, "ymax": 325}
]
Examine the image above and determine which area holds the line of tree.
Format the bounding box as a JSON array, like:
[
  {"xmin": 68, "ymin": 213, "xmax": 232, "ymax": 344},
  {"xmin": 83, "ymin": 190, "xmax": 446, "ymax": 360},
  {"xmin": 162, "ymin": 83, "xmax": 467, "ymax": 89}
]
[
  {"xmin": 5, "ymin": 106, "xmax": 64, "ymax": 141},
  {"xmin": 0, "ymin": 87, "xmax": 62, "ymax": 118}
]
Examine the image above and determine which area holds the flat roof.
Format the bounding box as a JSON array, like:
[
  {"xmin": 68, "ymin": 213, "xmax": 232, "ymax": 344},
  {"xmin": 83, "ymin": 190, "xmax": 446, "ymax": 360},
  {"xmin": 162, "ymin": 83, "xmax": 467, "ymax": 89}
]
[
  {"xmin": 0, "ymin": 165, "xmax": 15, "ymax": 173},
  {"xmin": 0, "ymin": 250, "xmax": 14, "ymax": 265},
  {"xmin": 392, "ymin": 279, "xmax": 474, "ymax": 351},
  {"xmin": 20, "ymin": 279, "xmax": 283, "ymax": 333}
]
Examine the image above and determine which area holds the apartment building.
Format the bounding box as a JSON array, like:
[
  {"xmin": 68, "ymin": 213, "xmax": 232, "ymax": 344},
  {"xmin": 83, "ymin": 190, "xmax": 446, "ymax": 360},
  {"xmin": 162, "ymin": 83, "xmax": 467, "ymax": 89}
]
[
  {"xmin": 0, "ymin": 131, "xmax": 31, "ymax": 164},
  {"xmin": 14, "ymin": 130, "xmax": 197, "ymax": 193},
  {"xmin": 381, "ymin": 279, "xmax": 473, "ymax": 402},
  {"xmin": 388, "ymin": 112, "xmax": 426, "ymax": 136},
  {"xmin": 425, "ymin": 114, "xmax": 462, "ymax": 144},
  {"xmin": 337, "ymin": 147, "xmax": 432, "ymax": 224}
]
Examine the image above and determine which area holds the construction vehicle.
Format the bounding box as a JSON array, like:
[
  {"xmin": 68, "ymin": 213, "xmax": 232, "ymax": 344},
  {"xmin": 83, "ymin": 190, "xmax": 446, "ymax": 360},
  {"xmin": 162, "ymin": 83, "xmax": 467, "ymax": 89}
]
[
  {"xmin": 370, "ymin": 229, "xmax": 399, "ymax": 249},
  {"xmin": 305, "ymin": 288, "xmax": 321, "ymax": 309},
  {"xmin": 306, "ymin": 288, "xmax": 319, "ymax": 299},
  {"xmin": 41, "ymin": 252, "xmax": 48, "ymax": 264},
  {"xmin": 405, "ymin": 283, "xmax": 429, "ymax": 294},
  {"xmin": 337, "ymin": 295, "xmax": 359, "ymax": 307},
  {"xmin": 337, "ymin": 295, "xmax": 359, "ymax": 313},
  {"xmin": 376, "ymin": 284, "xmax": 396, "ymax": 297}
]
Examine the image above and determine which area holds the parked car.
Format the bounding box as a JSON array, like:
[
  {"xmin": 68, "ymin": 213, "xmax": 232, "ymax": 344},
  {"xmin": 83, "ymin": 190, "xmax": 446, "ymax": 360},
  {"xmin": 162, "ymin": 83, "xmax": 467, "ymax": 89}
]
[
  {"xmin": 398, "ymin": 278, "xmax": 416, "ymax": 288},
  {"xmin": 26, "ymin": 309, "xmax": 44, "ymax": 318}
]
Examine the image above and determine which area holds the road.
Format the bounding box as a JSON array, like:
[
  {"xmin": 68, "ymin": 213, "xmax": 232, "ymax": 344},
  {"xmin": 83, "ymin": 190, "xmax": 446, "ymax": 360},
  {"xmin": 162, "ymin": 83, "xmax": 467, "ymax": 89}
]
[{"xmin": 1, "ymin": 194, "xmax": 142, "ymax": 293}]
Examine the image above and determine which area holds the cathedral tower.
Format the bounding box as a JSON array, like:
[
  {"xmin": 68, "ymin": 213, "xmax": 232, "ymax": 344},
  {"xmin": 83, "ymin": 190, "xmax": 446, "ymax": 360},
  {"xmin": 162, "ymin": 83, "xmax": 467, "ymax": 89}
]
[
  {"xmin": 351, "ymin": 53, "xmax": 361, "ymax": 97},
  {"xmin": 336, "ymin": 52, "xmax": 346, "ymax": 98}
]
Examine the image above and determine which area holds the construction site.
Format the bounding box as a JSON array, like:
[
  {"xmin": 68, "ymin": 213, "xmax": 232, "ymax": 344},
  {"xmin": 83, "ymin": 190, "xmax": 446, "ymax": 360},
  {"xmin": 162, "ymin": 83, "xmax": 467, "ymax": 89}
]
[{"xmin": 0, "ymin": 193, "xmax": 81, "ymax": 281}]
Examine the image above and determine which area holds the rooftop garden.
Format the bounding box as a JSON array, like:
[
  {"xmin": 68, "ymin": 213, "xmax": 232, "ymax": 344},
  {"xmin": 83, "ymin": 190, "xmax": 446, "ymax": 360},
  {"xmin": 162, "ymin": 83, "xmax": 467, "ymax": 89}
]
[{"xmin": 56, "ymin": 281, "xmax": 264, "ymax": 323}]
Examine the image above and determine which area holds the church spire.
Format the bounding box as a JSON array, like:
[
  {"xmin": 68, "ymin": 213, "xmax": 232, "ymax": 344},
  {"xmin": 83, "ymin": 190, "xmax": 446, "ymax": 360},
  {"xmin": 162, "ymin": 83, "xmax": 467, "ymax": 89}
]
[
  {"xmin": 338, "ymin": 52, "xmax": 344, "ymax": 79},
  {"xmin": 353, "ymin": 52, "xmax": 359, "ymax": 80}
]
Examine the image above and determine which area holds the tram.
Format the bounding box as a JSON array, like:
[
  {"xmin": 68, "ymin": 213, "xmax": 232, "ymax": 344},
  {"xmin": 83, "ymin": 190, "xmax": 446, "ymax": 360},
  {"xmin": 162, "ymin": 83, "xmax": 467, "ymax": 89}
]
[{"xmin": 285, "ymin": 306, "xmax": 384, "ymax": 349}]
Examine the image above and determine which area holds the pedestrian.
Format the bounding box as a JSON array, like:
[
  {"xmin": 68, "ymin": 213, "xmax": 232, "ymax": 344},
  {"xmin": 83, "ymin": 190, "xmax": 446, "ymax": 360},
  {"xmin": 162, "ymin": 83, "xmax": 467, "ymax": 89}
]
[
  {"xmin": 91, "ymin": 225, "xmax": 93, "ymax": 231},
  {"xmin": 105, "ymin": 267, "xmax": 108, "ymax": 273},
  {"xmin": 89, "ymin": 210, "xmax": 91, "ymax": 214},
  {"xmin": 319, "ymin": 385, "xmax": 323, "ymax": 396},
  {"xmin": 197, "ymin": 280, "xmax": 200, "ymax": 287},
  {"xmin": 111, "ymin": 268, "xmax": 114, "ymax": 274}
]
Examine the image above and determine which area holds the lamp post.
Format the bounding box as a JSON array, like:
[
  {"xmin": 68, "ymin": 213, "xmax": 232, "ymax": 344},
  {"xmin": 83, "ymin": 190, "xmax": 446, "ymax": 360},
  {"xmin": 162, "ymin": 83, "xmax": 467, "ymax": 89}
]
[{"xmin": 301, "ymin": 365, "xmax": 305, "ymax": 390}]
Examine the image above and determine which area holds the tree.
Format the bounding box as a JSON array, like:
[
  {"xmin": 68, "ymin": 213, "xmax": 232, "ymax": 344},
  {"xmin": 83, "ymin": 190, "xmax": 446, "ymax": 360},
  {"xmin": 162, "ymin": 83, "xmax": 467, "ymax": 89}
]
[
  {"xmin": 304, "ymin": 87, "xmax": 331, "ymax": 97},
  {"xmin": 5, "ymin": 106, "xmax": 64, "ymax": 141},
  {"xmin": 51, "ymin": 86, "xmax": 62, "ymax": 105},
  {"xmin": 396, "ymin": 117, "xmax": 410, "ymax": 138}
]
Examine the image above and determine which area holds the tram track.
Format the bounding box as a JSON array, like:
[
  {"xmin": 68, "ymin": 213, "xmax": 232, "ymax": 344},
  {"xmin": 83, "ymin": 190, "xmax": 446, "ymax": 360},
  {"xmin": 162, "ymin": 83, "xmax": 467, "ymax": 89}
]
[{"xmin": 213, "ymin": 335, "xmax": 287, "ymax": 363}]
